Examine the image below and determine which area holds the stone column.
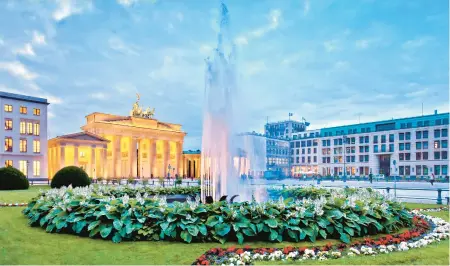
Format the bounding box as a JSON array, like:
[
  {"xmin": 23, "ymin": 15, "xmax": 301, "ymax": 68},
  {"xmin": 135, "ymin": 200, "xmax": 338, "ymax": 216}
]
[
  {"xmin": 150, "ymin": 139, "xmax": 156, "ymax": 178},
  {"xmin": 90, "ymin": 145, "xmax": 96, "ymax": 178},
  {"xmin": 176, "ymin": 142, "xmax": 182, "ymax": 176},
  {"xmin": 102, "ymin": 147, "xmax": 107, "ymax": 178},
  {"xmin": 130, "ymin": 137, "xmax": 138, "ymax": 178},
  {"xmin": 74, "ymin": 145, "xmax": 79, "ymax": 167},
  {"xmin": 163, "ymin": 140, "xmax": 170, "ymax": 178},
  {"xmin": 112, "ymin": 135, "xmax": 121, "ymax": 178},
  {"xmin": 60, "ymin": 145, "xmax": 66, "ymax": 170}
]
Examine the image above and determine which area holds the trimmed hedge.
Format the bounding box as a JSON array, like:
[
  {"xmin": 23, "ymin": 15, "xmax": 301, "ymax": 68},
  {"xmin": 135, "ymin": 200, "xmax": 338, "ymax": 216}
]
[
  {"xmin": 51, "ymin": 166, "xmax": 91, "ymax": 188},
  {"xmin": 0, "ymin": 166, "xmax": 29, "ymax": 190}
]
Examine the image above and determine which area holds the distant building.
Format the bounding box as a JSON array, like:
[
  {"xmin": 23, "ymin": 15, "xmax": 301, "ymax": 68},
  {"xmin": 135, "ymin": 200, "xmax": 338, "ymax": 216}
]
[
  {"xmin": 290, "ymin": 111, "xmax": 449, "ymax": 178},
  {"xmin": 0, "ymin": 91, "xmax": 48, "ymax": 178},
  {"xmin": 264, "ymin": 119, "xmax": 308, "ymax": 139}
]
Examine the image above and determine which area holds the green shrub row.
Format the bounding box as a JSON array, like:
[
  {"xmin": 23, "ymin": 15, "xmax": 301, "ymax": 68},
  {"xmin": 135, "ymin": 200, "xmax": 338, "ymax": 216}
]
[{"xmin": 23, "ymin": 187, "xmax": 411, "ymax": 244}]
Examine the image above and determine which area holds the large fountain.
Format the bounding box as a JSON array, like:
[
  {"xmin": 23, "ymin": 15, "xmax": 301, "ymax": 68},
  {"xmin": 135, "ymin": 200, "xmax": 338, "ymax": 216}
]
[{"xmin": 200, "ymin": 2, "xmax": 267, "ymax": 202}]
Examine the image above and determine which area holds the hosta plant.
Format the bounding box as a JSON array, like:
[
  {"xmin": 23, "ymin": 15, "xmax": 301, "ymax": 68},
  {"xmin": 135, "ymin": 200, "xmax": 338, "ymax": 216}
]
[{"xmin": 23, "ymin": 186, "xmax": 412, "ymax": 244}]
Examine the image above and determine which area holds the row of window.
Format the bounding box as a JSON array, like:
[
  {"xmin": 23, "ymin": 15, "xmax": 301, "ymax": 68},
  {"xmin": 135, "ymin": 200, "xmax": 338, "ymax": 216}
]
[
  {"xmin": 399, "ymin": 165, "xmax": 448, "ymax": 176},
  {"xmin": 4, "ymin": 160, "xmax": 41, "ymax": 176},
  {"xmin": 294, "ymin": 156, "xmax": 318, "ymax": 164},
  {"xmin": 399, "ymin": 140, "xmax": 448, "ymax": 150},
  {"xmin": 399, "ymin": 151, "xmax": 448, "ymax": 161},
  {"xmin": 294, "ymin": 148, "xmax": 318, "ymax": 155},
  {"xmin": 5, "ymin": 119, "xmax": 41, "ymax": 136},
  {"xmin": 267, "ymin": 158, "xmax": 289, "ymax": 165},
  {"xmin": 267, "ymin": 148, "xmax": 289, "ymax": 155},
  {"xmin": 4, "ymin": 104, "xmax": 41, "ymax": 115},
  {"xmin": 4, "ymin": 137, "xmax": 40, "ymax": 153}
]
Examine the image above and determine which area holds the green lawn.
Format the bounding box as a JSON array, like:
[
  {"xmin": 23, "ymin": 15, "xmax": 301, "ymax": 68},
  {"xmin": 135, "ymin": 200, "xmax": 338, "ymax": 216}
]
[
  {"xmin": 0, "ymin": 185, "xmax": 48, "ymax": 203},
  {"xmin": 0, "ymin": 186, "xmax": 449, "ymax": 265}
]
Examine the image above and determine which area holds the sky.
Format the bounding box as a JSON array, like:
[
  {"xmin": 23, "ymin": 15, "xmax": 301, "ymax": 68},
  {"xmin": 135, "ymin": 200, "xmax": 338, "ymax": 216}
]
[{"xmin": 0, "ymin": 0, "xmax": 448, "ymax": 150}]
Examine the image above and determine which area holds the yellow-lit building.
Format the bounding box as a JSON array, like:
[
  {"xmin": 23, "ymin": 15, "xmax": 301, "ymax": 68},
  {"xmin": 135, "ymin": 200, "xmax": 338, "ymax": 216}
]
[{"xmin": 48, "ymin": 96, "xmax": 201, "ymax": 179}]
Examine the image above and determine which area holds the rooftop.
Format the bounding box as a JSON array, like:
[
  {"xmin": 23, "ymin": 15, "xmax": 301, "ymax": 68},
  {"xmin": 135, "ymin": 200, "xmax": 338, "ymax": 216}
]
[{"xmin": 0, "ymin": 91, "xmax": 49, "ymax": 104}]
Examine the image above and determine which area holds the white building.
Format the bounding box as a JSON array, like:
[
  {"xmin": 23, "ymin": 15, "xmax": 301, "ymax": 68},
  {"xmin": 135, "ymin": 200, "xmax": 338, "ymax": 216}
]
[
  {"xmin": 290, "ymin": 111, "xmax": 449, "ymax": 179},
  {"xmin": 0, "ymin": 91, "xmax": 48, "ymax": 178}
]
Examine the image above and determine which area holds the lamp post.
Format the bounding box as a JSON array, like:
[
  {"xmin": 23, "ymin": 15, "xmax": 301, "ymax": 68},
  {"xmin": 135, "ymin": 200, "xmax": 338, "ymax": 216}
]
[
  {"xmin": 392, "ymin": 160, "xmax": 397, "ymax": 199},
  {"xmin": 26, "ymin": 160, "xmax": 30, "ymax": 179},
  {"xmin": 167, "ymin": 164, "xmax": 171, "ymax": 179},
  {"xmin": 342, "ymin": 135, "xmax": 347, "ymax": 182}
]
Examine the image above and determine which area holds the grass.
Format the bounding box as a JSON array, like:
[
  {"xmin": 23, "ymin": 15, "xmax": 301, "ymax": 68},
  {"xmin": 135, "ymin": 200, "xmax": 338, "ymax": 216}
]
[
  {"xmin": 0, "ymin": 185, "xmax": 48, "ymax": 203},
  {"xmin": 0, "ymin": 186, "xmax": 449, "ymax": 265}
]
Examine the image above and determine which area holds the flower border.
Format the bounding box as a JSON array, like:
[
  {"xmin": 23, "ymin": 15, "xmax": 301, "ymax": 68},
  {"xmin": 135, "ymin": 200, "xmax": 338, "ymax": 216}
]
[
  {"xmin": 0, "ymin": 202, "xmax": 28, "ymax": 207},
  {"xmin": 192, "ymin": 212, "xmax": 449, "ymax": 265}
]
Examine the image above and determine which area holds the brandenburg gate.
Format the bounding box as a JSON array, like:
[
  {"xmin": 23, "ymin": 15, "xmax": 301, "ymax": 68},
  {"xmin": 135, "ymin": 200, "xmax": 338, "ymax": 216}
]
[{"xmin": 48, "ymin": 94, "xmax": 187, "ymax": 179}]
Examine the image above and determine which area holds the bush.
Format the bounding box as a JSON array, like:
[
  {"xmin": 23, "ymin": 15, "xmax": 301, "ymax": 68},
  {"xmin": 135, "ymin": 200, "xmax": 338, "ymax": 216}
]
[
  {"xmin": 51, "ymin": 166, "xmax": 90, "ymax": 188},
  {"xmin": 0, "ymin": 166, "xmax": 29, "ymax": 190}
]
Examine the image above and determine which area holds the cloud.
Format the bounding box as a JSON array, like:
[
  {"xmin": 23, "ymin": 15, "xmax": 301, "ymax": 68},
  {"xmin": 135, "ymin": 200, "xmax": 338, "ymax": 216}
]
[
  {"xmin": 13, "ymin": 43, "xmax": 36, "ymax": 57},
  {"xmin": 176, "ymin": 12, "xmax": 184, "ymax": 22},
  {"xmin": 90, "ymin": 92, "xmax": 109, "ymax": 100},
  {"xmin": 235, "ymin": 9, "xmax": 282, "ymax": 46},
  {"xmin": 53, "ymin": 0, "xmax": 93, "ymax": 21},
  {"xmin": 405, "ymin": 88, "xmax": 429, "ymax": 98},
  {"xmin": 402, "ymin": 36, "xmax": 434, "ymax": 49},
  {"xmin": 108, "ymin": 37, "xmax": 140, "ymax": 56},
  {"xmin": 355, "ymin": 39, "xmax": 370, "ymax": 49},
  {"xmin": 303, "ymin": 0, "xmax": 310, "ymax": 15},
  {"xmin": 32, "ymin": 31, "xmax": 46, "ymax": 45},
  {"xmin": 243, "ymin": 61, "xmax": 267, "ymax": 76},
  {"xmin": 0, "ymin": 84, "xmax": 62, "ymax": 104},
  {"xmin": 117, "ymin": 0, "xmax": 138, "ymax": 7},
  {"xmin": 0, "ymin": 61, "xmax": 38, "ymax": 80},
  {"xmin": 323, "ymin": 40, "xmax": 339, "ymax": 52}
]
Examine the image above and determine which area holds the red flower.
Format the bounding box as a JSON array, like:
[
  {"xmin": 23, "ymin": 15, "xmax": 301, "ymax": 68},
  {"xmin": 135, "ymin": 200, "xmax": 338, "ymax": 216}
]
[
  {"xmin": 244, "ymin": 245, "xmax": 251, "ymax": 250},
  {"xmin": 236, "ymin": 249, "xmax": 244, "ymax": 255},
  {"xmin": 227, "ymin": 246, "xmax": 236, "ymax": 252},
  {"xmin": 283, "ymin": 246, "xmax": 294, "ymax": 254},
  {"xmin": 201, "ymin": 260, "xmax": 210, "ymax": 265}
]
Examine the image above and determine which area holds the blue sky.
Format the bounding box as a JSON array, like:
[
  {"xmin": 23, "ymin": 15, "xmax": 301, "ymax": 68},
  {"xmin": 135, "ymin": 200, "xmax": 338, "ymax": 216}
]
[{"xmin": 0, "ymin": 0, "xmax": 448, "ymax": 149}]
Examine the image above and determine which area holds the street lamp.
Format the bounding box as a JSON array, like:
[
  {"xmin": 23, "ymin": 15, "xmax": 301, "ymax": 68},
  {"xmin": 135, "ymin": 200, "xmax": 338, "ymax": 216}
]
[
  {"xmin": 26, "ymin": 160, "xmax": 30, "ymax": 179},
  {"xmin": 167, "ymin": 164, "xmax": 171, "ymax": 179}
]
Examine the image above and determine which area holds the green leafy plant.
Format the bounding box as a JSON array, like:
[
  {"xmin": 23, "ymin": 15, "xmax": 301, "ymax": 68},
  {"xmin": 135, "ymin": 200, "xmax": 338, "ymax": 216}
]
[
  {"xmin": 23, "ymin": 186, "xmax": 411, "ymax": 244},
  {"xmin": 0, "ymin": 166, "xmax": 29, "ymax": 190},
  {"xmin": 50, "ymin": 166, "xmax": 90, "ymax": 188}
]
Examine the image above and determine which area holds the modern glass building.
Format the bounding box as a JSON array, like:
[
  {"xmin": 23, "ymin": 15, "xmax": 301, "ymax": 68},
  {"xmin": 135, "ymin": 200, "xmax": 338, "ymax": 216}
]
[{"xmin": 290, "ymin": 111, "xmax": 449, "ymax": 179}]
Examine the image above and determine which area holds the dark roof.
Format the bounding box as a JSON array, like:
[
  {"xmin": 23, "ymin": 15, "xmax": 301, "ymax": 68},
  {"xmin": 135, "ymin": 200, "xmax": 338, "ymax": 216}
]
[{"xmin": 0, "ymin": 91, "xmax": 49, "ymax": 104}]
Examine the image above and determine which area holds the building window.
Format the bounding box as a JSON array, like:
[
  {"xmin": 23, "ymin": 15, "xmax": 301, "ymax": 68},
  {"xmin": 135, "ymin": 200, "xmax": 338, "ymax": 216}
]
[
  {"xmin": 442, "ymin": 151, "xmax": 448, "ymax": 160},
  {"xmin": 373, "ymin": 136, "xmax": 378, "ymax": 143},
  {"xmin": 389, "ymin": 134, "xmax": 394, "ymax": 142},
  {"xmin": 20, "ymin": 121, "xmax": 26, "ymax": 134},
  {"xmin": 373, "ymin": 145, "xmax": 379, "ymax": 153},
  {"xmin": 417, "ymin": 165, "xmax": 422, "ymax": 175},
  {"xmin": 405, "ymin": 153, "xmax": 410, "ymax": 160},
  {"xmin": 442, "ymin": 129, "xmax": 448, "ymax": 137},
  {"xmin": 4, "ymin": 104, "xmax": 12, "ymax": 112},
  {"xmin": 27, "ymin": 122, "xmax": 33, "ymax": 135},
  {"xmin": 442, "ymin": 165, "xmax": 448, "ymax": 175},
  {"xmin": 389, "ymin": 144, "xmax": 394, "ymax": 152},
  {"xmin": 423, "ymin": 152, "xmax": 428, "ymax": 160},
  {"xmin": 20, "ymin": 139, "xmax": 27, "ymax": 152},
  {"xmin": 33, "ymin": 108, "xmax": 41, "ymax": 116},
  {"xmin": 33, "ymin": 161, "xmax": 41, "ymax": 176},
  {"xmin": 405, "ymin": 143, "xmax": 411, "ymax": 150},
  {"xmin": 423, "ymin": 130, "xmax": 428, "ymax": 138},
  {"xmin": 416, "ymin": 131, "xmax": 422, "ymax": 139},
  {"xmin": 381, "ymin": 135, "xmax": 386, "ymax": 143},
  {"xmin": 33, "ymin": 123, "xmax": 40, "ymax": 136},
  {"xmin": 399, "ymin": 133, "xmax": 404, "ymax": 141},
  {"xmin": 442, "ymin": 140, "xmax": 448, "ymax": 148},
  {"xmin": 434, "ymin": 152, "xmax": 440, "ymax": 160},
  {"xmin": 434, "ymin": 129, "xmax": 441, "ymax": 138},
  {"xmin": 4, "ymin": 137, "xmax": 13, "ymax": 152},
  {"xmin": 416, "ymin": 142, "xmax": 422, "ymax": 149},
  {"xmin": 5, "ymin": 160, "xmax": 13, "ymax": 167},
  {"xmin": 423, "ymin": 141, "xmax": 429, "ymax": 149},
  {"xmin": 416, "ymin": 152, "xmax": 421, "ymax": 160},
  {"xmin": 405, "ymin": 132, "xmax": 411, "ymax": 140},
  {"xmin": 20, "ymin": 106, "xmax": 27, "ymax": 114},
  {"xmin": 381, "ymin": 144, "xmax": 386, "ymax": 152},
  {"xmin": 423, "ymin": 166, "xmax": 429, "ymax": 175},
  {"xmin": 399, "ymin": 153, "xmax": 404, "ymax": 161},
  {"xmin": 365, "ymin": 146, "xmax": 369, "ymax": 152},
  {"xmin": 399, "ymin": 166, "xmax": 404, "ymax": 175},
  {"xmin": 19, "ymin": 160, "xmax": 27, "ymax": 176},
  {"xmin": 399, "ymin": 143, "xmax": 405, "ymax": 151},
  {"xmin": 4, "ymin": 118, "xmax": 12, "ymax": 130},
  {"xmin": 434, "ymin": 141, "xmax": 440, "ymax": 149},
  {"xmin": 33, "ymin": 140, "xmax": 40, "ymax": 153},
  {"xmin": 434, "ymin": 165, "xmax": 440, "ymax": 175}
]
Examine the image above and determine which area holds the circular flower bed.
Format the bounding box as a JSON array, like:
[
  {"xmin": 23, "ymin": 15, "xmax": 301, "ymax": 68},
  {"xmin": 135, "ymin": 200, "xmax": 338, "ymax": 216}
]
[
  {"xmin": 23, "ymin": 186, "xmax": 412, "ymax": 244},
  {"xmin": 193, "ymin": 211, "xmax": 450, "ymax": 265}
]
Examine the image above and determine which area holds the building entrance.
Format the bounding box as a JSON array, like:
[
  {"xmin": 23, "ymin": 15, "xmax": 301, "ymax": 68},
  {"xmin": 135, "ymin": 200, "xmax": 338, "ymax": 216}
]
[{"xmin": 379, "ymin": 155, "xmax": 390, "ymax": 176}]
